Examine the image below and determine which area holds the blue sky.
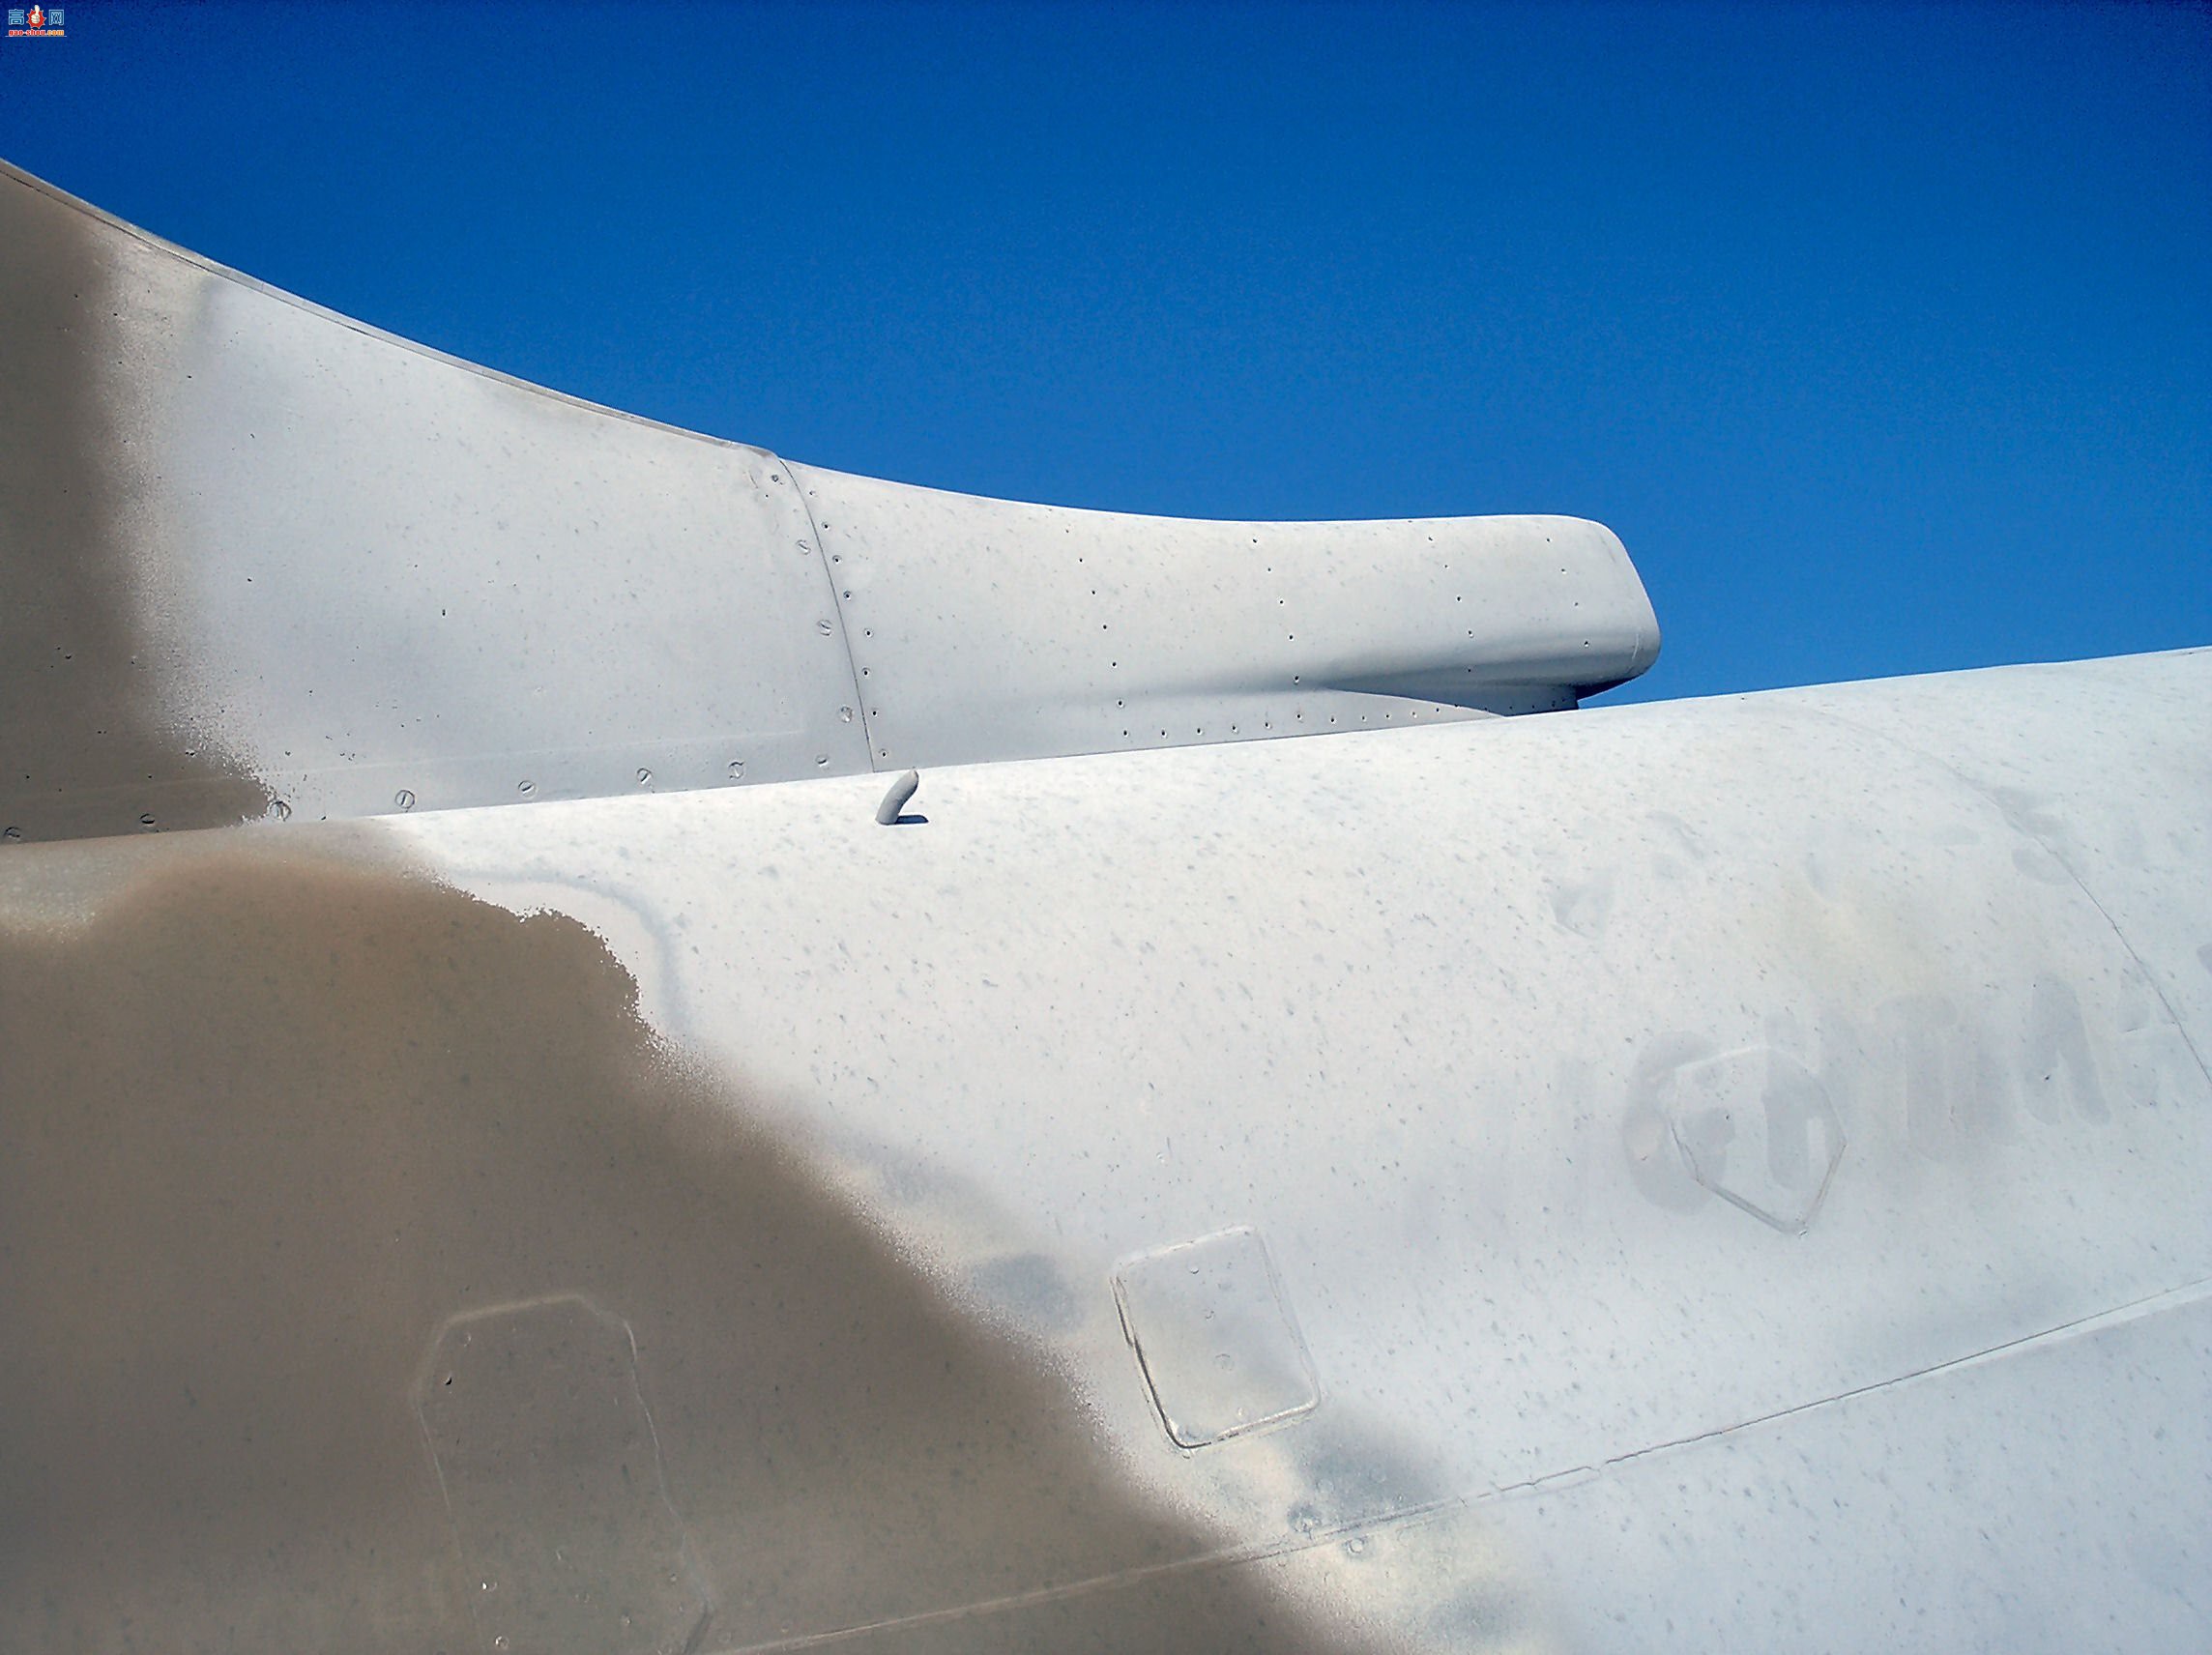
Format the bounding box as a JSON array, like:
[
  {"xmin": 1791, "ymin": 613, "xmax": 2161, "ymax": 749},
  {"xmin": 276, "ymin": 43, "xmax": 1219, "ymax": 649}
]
[{"xmin": 4, "ymin": 1, "xmax": 2205, "ymax": 704}]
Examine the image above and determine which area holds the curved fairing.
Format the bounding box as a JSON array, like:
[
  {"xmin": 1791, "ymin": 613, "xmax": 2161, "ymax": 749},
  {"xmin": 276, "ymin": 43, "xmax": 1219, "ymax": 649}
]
[
  {"xmin": 0, "ymin": 160, "xmax": 1653, "ymax": 845},
  {"xmin": 2, "ymin": 160, "xmax": 2208, "ymax": 1654}
]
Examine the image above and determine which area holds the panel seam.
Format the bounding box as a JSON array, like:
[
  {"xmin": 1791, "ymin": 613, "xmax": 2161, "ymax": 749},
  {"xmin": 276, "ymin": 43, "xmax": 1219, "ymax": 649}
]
[{"xmin": 778, "ymin": 459, "xmax": 885, "ymax": 774}]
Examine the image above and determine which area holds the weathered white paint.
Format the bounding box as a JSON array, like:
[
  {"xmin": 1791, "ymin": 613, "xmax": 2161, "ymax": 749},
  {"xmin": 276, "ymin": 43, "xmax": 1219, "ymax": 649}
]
[
  {"xmin": 0, "ymin": 159, "xmax": 1654, "ymax": 843},
  {"xmin": 3, "ymin": 150, "xmax": 2205, "ymax": 1652}
]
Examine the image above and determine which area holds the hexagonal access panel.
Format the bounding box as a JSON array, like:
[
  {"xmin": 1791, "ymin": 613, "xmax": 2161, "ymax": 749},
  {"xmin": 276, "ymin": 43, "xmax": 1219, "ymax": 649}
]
[
  {"xmin": 417, "ymin": 1294, "xmax": 709, "ymax": 1655},
  {"xmin": 1668, "ymin": 1046, "xmax": 1846, "ymax": 1235},
  {"xmin": 1113, "ymin": 1227, "xmax": 1320, "ymax": 1449}
]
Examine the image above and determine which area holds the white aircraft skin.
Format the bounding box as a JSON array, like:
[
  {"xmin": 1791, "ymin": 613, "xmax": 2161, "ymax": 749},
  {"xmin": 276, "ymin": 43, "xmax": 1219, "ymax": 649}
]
[{"xmin": 2, "ymin": 162, "xmax": 2207, "ymax": 1654}]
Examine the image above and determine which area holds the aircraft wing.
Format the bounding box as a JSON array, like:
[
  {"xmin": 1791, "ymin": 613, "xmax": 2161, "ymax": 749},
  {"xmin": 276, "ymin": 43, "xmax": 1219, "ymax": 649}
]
[{"xmin": 4, "ymin": 160, "xmax": 2207, "ymax": 1654}]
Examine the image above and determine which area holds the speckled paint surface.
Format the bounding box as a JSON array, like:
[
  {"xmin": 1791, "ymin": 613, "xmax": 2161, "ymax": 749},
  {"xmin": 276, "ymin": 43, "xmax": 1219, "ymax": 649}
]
[{"xmin": 3, "ymin": 156, "xmax": 2207, "ymax": 1653}]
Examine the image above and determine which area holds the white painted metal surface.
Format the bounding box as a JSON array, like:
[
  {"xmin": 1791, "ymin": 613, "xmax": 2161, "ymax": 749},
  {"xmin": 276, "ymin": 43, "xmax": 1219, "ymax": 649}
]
[
  {"xmin": 793, "ymin": 461, "xmax": 1655, "ymax": 769},
  {"xmin": 1, "ymin": 160, "xmax": 864, "ymax": 835},
  {"xmin": 3, "ymin": 156, "xmax": 2206, "ymax": 1654},
  {"xmin": 0, "ymin": 158, "xmax": 1653, "ymax": 845}
]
